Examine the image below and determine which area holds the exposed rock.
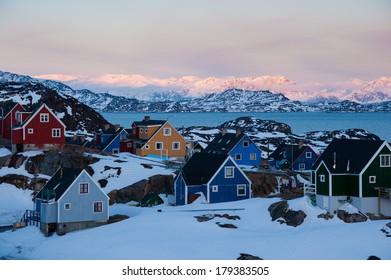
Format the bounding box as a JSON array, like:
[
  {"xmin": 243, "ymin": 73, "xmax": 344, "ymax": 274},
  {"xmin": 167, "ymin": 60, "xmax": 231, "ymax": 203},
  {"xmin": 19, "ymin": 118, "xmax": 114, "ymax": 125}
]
[
  {"xmin": 216, "ymin": 222, "xmax": 237, "ymax": 229},
  {"xmin": 195, "ymin": 214, "xmax": 241, "ymax": 223},
  {"xmin": 387, "ymin": 222, "xmax": 391, "ymax": 229},
  {"xmin": 337, "ymin": 210, "xmax": 368, "ymax": 223},
  {"xmin": 283, "ymin": 210, "xmax": 307, "ymax": 227},
  {"xmin": 195, "ymin": 214, "xmax": 215, "ymax": 222},
  {"xmin": 318, "ymin": 213, "xmax": 334, "ymax": 220},
  {"xmin": 108, "ymin": 175, "xmax": 174, "ymax": 205},
  {"xmin": 237, "ymin": 253, "xmax": 263, "ymax": 260},
  {"xmin": 215, "ymin": 214, "xmax": 241, "ymax": 220},
  {"xmin": 268, "ymin": 201, "xmax": 289, "ymax": 221},
  {"xmin": 367, "ymin": 255, "xmax": 381, "ymax": 260},
  {"xmin": 0, "ymin": 174, "xmax": 30, "ymax": 190},
  {"xmin": 268, "ymin": 200, "xmax": 307, "ymax": 227},
  {"xmin": 245, "ymin": 172, "xmax": 279, "ymax": 197},
  {"xmin": 366, "ymin": 213, "xmax": 391, "ymax": 221},
  {"xmin": 108, "ymin": 214, "xmax": 129, "ymax": 224},
  {"xmin": 98, "ymin": 179, "xmax": 108, "ymax": 188}
]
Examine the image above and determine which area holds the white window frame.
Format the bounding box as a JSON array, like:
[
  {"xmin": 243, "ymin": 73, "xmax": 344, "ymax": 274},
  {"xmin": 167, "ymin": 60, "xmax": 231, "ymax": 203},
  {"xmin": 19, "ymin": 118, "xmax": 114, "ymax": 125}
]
[
  {"xmin": 127, "ymin": 143, "xmax": 132, "ymax": 147},
  {"xmin": 225, "ymin": 166, "xmax": 234, "ymax": 178},
  {"xmin": 64, "ymin": 203, "xmax": 71, "ymax": 210},
  {"xmin": 299, "ymin": 163, "xmax": 305, "ymax": 170},
  {"xmin": 319, "ymin": 175, "xmax": 325, "ymax": 182},
  {"xmin": 93, "ymin": 201, "xmax": 103, "ymax": 213},
  {"xmin": 369, "ymin": 176, "xmax": 376, "ymax": 184},
  {"xmin": 250, "ymin": 153, "xmax": 257, "ymax": 160},
  {"xmin": 380, "ymin": 154, "xmax": 390, "ymax": 167},
  {"xmin": 52, "ymin": 128, "xmax": 61, "ymax": 138},
  {"xmin": 237, "ymin": 184, "xmax": 246, "ymax": 196},
  {"xmin": 212, "ymin": 185, "xmax": 218, "ymax": 192},
  {"xmin": 140, "ymin": 128, "xmax": 143, "ymax": 133},
  {"xmin": 79, "ymin": 182, "xmax": 89, "ymax": 194},
  {"xmin": 40, "ymin": 113, "xmax": 49, "ymax": 123},
  {"xmin": 235, "ymin": 153, "xmax": 242, "ymax": 160},
  {"xmin": 155, "ymin": 142, "xmax": 163, "ymax": 150},
  {"xmin": 172, "ymin": 142, "xmax": 180, "ymax": 150},
  {"xmin": 163, "ymin": 127, "xmax": 172, "ymax": 136},
  {"xmin": 28, "ymin": 128, "xmax": 34, "ymax": 134},
  {"xmin": 112, "ymin": 148, "xmax": 119, "ymax": 154},
  {"xmin": 144, "ymin": 128, "xmax": 148, "ymax": 134},
  {"xmin": 306, "ymin": 152, "xmax": 312, "ymax": 158},
  {"xmin": 145, "ymin": 144, "xmax": 150, "ymax": 150},
  {"xmin": 243, "ymin": 141, "xmax": 249, "ymax": 147}
]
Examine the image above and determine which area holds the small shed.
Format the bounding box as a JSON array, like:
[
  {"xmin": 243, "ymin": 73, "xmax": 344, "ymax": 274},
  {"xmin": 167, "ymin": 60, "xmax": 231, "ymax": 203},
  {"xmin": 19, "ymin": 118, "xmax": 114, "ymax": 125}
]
[{"xmin": 139, "ymin": 192, "xmax": 164, "ymax": 207}]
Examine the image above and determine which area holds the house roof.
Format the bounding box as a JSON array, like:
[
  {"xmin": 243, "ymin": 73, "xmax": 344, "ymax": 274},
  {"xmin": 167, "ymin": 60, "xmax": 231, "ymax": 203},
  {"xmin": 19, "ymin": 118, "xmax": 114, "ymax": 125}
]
[
  {"xmin": 312, "ymin": 139, "xmax": 385, "ymax": 174},
  {"xmin": 0, "ymin": 101, "xmax": 25, "ymax": 118},
  {"xmin": 181, "ymin": 153, "xmax": 228, "ymax": 185},
  {"xmin": 36, "ymin": 168, "xmax": 83, "ymax": 201},
  {"xmin": 204, "ymin": 132, "xmax": 245, "ymax": 154},
  {"xmin": 269, "ymin": 143, "xmax": 312, "ymax": 162},
  {"xmin": 133, "ymin": 120, "xmax": 166, "ymax": 127}
]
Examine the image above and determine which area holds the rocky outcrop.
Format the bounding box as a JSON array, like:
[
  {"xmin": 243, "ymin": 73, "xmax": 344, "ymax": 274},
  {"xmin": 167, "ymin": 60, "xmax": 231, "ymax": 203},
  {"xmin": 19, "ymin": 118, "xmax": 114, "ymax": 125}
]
[
  {"xmin": 237, "ymin": 253, "xmax": 263, "ymax": 260},
  {"xmin": 268, "ymin": 200, "xmax": 307, "ymax": 227},
  {"xmin": 245, "ymin": 172, "xmax": 278, "ymax": 197},
  {"xmin": 108, "ymin": 175, "xmax": 174, "ymax": 205},
  {"xmin": 337, "ymin": 210, "xmax": 368, "ymax": 223},
  {"xmin": 317, "ymin": 213, "xmax": 334, "ymax": 220}
]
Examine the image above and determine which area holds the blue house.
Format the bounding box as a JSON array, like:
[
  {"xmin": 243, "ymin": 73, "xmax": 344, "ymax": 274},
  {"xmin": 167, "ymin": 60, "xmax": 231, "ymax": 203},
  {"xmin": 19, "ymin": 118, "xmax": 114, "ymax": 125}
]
[
  {"xmin": 204, "ymin": 130, "xmax": 262, "ymax": 167},
  {"xmin": 175, "ymin": 153, "xmax": 252, "ymax": 205},
  {"xmin": 269, "ymin": 142, "xmax": 319, "ymax": 171},
  {"xmin": 94, "ymin": 124, "xmax": 129, "ymax": 153},
  {"xmin": 35, "ymin": 168, "xmax": 109, "ymax": 236}
]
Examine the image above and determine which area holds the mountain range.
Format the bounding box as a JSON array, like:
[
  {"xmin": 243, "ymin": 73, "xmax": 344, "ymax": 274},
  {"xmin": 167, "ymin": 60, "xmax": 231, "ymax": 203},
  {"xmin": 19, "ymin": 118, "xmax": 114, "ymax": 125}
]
[{"xmin": 1, "ymin": 70, "xmax": 391, "ymax": 113}]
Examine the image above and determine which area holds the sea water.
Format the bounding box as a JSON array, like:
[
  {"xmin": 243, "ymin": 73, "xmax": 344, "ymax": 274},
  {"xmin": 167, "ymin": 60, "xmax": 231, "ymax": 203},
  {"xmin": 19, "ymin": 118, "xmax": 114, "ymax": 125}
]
[{"xmin": 101, "ymin": 112, "xmax": 391, "ymax": 141}]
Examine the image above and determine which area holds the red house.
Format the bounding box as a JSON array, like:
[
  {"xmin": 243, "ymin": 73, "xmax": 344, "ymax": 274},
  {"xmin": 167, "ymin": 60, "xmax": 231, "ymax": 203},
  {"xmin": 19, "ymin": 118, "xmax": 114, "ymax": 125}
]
[
  {"xmin": 12, "ymin": 103, "xmax": 66, "ymax": 152},
  {"xmin": 0, "ymin": 102, "xmax": 28, "ymax": 140}
]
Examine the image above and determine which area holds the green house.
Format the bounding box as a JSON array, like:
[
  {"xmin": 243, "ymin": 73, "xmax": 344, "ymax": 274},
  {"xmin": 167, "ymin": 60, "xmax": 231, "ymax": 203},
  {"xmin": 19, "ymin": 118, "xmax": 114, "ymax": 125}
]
[{"xmin": 311, "ymin": 139, "xmax": 391, "ymax": 215}]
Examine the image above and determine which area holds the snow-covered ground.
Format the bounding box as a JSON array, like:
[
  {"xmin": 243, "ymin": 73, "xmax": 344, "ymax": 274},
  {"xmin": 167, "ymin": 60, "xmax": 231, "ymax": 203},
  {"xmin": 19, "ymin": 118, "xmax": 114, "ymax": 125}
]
[{"xmin": 0, "ymin": 152, "xmax": 390, "ymax": 260}]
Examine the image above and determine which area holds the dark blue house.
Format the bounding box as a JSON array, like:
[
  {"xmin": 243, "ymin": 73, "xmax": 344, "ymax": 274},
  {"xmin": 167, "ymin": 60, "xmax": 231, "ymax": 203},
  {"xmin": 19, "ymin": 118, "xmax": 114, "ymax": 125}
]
[
  {"xmin": 94, "ymin": 124, "xmax": 129, "ymax": 154},
  {"xmin": 204, "ymin": 130, "xmax": 262, "ymax": 167},
  {"xmin": 269, "ymin": 142, "xmax": 318, "ymax": 171},
  {"xmin": 175, "ymin": 153, "xmax": 252, "ymax": 205}
]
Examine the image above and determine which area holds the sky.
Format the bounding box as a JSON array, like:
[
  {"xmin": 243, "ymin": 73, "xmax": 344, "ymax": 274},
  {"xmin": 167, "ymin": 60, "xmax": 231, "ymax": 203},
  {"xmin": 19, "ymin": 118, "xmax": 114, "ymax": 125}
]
[{"xmin": 0, "ymin": 0, "xmax": 390, "ymax": 84}]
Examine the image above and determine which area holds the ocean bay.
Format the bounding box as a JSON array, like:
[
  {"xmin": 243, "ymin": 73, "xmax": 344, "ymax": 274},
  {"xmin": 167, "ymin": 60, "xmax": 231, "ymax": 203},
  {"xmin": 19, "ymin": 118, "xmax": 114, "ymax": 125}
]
[{"xmin": 101, "ymin": 112, "xmax": 391, "ymax": 141}]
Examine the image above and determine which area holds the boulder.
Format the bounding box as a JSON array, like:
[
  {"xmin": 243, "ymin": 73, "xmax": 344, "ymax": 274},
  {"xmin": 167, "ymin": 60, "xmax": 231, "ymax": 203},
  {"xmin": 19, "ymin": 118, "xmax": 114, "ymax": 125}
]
[
  {"xmin": 317, "ymin": 213, "xmax": 334, "ymax": 220},
  {"xmin": 337, "ymin": 210, "xmax": 368, "ymax": 223},
  {"xmin": 237, "ymin": 253, "xmax": 263, "ymax": 260},
  {"xmin": 0, "ymin": 174, "xmax": 30, "ymax": 190},
  {"xmin": 268, "ymin": 200, "xmax": 306, "ymax": 227},
  {"xmin": 268, "ymin": 201, "xmax": 289, "ymax": 221},
  {"xmin": 246, "ymin": 172, "xmax": 279, "ymax": 197},
  {"xmin": 108, "ymin": 175, "xmax": 174, "ymax": 204},
  {"xmin": 367, "ymin": 255, "xmax": 381, "ymax": 260}
]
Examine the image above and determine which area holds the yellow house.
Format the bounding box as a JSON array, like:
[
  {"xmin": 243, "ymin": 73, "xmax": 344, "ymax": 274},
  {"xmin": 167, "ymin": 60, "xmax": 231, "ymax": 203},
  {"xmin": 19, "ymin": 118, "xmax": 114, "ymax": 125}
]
[{"xmin": 131, "ymin": 116, "xmax": 186, "ymax": 160}]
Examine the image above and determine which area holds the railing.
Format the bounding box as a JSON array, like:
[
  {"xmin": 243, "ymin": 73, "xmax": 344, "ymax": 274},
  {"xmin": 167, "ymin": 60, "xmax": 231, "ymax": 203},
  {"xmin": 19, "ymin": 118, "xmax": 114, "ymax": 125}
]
[
  {"xmin": 21, "ymin": 210, "xmax": 41, "ymax": 227},
  {"xmin": 304, "ymin": 184, "xmax": 315, "ymax": 196}
]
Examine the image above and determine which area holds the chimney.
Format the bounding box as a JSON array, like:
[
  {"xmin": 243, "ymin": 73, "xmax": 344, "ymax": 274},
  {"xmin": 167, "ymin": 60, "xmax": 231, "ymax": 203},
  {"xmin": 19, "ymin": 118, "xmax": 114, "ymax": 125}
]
[
  {"xmin": 221, "ymin": 128, "xmax": 227, "ymax": 136},
  {"xmin": 236, "ymin": 129, "xmax": 242, "ymax": 137},
  {"xmin": 144, "ymin": 116, "xmax": 150, "ymax": 122},
  {"xmin": 104, "ymin": 123, "xmax": 110, "ymax": 131},
  {"xmin": 114, "ymin": 124, "xmax": 120, "ymax": 131}
]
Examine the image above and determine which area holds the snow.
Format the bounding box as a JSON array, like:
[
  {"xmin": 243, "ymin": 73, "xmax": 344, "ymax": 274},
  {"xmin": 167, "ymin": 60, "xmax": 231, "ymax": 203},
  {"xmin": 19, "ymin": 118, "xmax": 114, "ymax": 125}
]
[
  {"xmin": 0, "ymin": 147, "xmax": 11, "ymax": 157},
  {"xmin": 1, "ymin": 152, "xmax": 390, "ymax": 260}
]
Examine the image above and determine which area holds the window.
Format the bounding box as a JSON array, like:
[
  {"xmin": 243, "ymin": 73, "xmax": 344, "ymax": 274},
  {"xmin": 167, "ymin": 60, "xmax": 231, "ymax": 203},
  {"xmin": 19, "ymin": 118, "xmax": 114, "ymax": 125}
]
[
  {"xmin": 112, "ymin": 148, "xmax": 119, "ymax": 154},
  {"xmin": 28, "ymin": 128, "xmax": 34, "ymax": 134},
  {"xmin": 212, "ymin": 185, "xmax": 218, "ymax": 192},
  {"xmin": 225, "ymin": 166, "xmax": 234, "ymax": 178},
  {"xmin": 235, "ymin": 153, "xmax": 242, "ymax": 160},
  {"xmin": 299, "ymin": 163, "xmax": 305, "ymax": 170},
  {"xmin": 40, "ymin": 113, "xmax": 49, "ymax": 122},
  {"xmin": 145, "ymin": 145, "xmax": 150, "ymax": 150},
  {"xmin": 237, "ymin": 185, "xmax": 246, "ymax": 196},
  {"xmin": 164, "ymin": 127, "xmax": 171, "ymax": 136},
  {"xmin": 144, "ymin": 128, "xmax": 148, "ymax": 134},
  {"xmin": 369, "ymin": 176, "xmax": 376, "ymax": 184},
  {"xmin": 380, "ymin": 155, "xmax": 390, "ymax": 167},
  {"xmin": 52, "ymin": 128, "xmax": 61, "ymax": 137},
  {"xmin": 283, "ymin": 151, "xmax": 287, "ymax": 158},
  {"xmin": 250, "ymin": 153, "xmax": 257, "ymax": 160},
  {"xmin": 155, "ymin": 142, "xmax": 163, "ymax": 150},
  {"xmin": 243, "ymin": 141, "xmax": 249, "ymax": 147},
  {"xmin": 127, "ymin": 143, "xmax": 132, "ymax": 147},
  {"xmin": 64, "ymin": 203, "xmax": 71, "ymax": 210},
  {"xmin": 172, "ymin": 142, "xmax": 180, "ymax": 150},
  {"xmin": 93, "ymin": 201, "xmax": 103, "ymax": 213},
  {"xmin": 319, "ymin": 175, "xmax": 325, "ymax": 182},
  {"xmin": 140, "ymin": 128, "xmax": 143, "ymax": 133},
  {"xmin": 306, "ymin": 152, "xmax": 312, "ymax": 158},
  {"xmin": 80, "ymin": 183, "xmax": 89, "ymax": 194}
]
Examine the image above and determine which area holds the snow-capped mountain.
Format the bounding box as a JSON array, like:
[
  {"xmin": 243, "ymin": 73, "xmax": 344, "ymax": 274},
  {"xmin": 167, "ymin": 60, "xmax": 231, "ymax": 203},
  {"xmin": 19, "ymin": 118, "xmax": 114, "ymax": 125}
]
[{"xmin": 2, "ymin": 70, "xmax": 391, "ymax": 113}]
